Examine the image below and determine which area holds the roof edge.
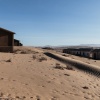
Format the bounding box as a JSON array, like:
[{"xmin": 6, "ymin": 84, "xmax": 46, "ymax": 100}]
[{"xmin": 0, "ymin": 27, "xmax": 15, "ymax": 34}]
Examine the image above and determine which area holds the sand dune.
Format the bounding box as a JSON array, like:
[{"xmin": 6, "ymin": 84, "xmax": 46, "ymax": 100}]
[{"xmin": 0, "ymin": 46, "xmax": 100, "ymax": 100}]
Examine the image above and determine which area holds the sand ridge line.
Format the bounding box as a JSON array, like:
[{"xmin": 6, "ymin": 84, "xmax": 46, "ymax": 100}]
[{"xmin": 44, "ymin": 52, "xmax": 100, "ymax": 78}]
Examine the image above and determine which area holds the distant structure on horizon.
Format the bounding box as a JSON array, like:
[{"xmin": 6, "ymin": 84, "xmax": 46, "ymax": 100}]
[{"xmin": 0, "ymin": 27, "xmax": 23, "ymax": 52}]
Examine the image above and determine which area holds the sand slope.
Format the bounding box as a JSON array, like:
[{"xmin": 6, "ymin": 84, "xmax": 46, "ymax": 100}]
[{"xmin": 0, "ymin": 47, "xmax": 99, "ymax": 100}]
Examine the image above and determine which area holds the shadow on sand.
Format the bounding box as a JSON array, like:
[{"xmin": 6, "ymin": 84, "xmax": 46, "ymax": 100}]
[{"xmin": 44, "ymin": 52, "xmax": 100, "ymax": 78}]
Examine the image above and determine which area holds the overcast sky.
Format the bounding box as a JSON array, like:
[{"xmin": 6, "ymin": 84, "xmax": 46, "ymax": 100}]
[{"xmin": 0, "ymin": 0, "xmax": 100, "ymax": 46}]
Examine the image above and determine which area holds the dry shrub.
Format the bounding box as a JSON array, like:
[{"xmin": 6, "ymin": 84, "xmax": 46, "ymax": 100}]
[
  {"xmin": 14, "ymin": 48, "xmax": 39, "ymax": 54},
  {"xmin": 86, "ymin": 62, "xmax": 90, "ymax": 64},
  {"xmin": 38, "ymin": 57, "xmax": 47, "ymax": 62},
  {"xmin": 62, "ymin": 54, "xmax": 66, "ymax": 56},
  {"xmin": 21, "ymin": 51, "xmax": 36, "ymax": 54},
  {"xmin": 13, "ymin": 49, "xmax": 21, "ymax": 54},
  {"xmin": 62, "ymin": 54, "xmax": 70, "ymax": 57},
  {"xmin": 13, "ymin": 49, "xmax": 20, "ymax": 52},
  {"xmin": 0, "ymin": 92, "xmax": 3, "ymax": 97},
  {"xmin": 20, "ymin": 51, "xmax": 27, "ymax": 54},
  {"xmin": 64, "ymin": 74, "xmax": 70, "ymax": 76},
  {"xmin": 6, "ymin": 59, "xmax": 11, "ymax": 62},
  {"xmin": 82, "ymin": 86, "xmax": 89, "ymax": 89},
  {"xmin": 27, "ymin": 49, "xmax": 39, "ymax": 54},
  {"xmin": 33, "ymin": 55, "xmax": 36, "ymax": 60},
  {"xmin": 34, "ymin": 51, "xmax": 39, "ymax": 54},
  {"xmin": 66, "ymin": 65, "xmax": 74, "ymax": 70},
  {"xmin": 55, "ymin": 63, "xmax": 64, "ymax": 70}
]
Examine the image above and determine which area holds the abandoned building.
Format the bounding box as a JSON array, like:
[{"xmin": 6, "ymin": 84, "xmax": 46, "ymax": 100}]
[
  {"xmin": 63, "ymin": 48, "xmax": 100, "ymax": 60},
  {"xmin": 14, "ymin": 39, "xmax": 20, "ymax": 46},
  {"xmin": 19, "ymin": 43, "xmax": 23, "ymax": 46},
  {"xmin": 14, "ymin": 39, "xmax": 23, "ymax": 46},
  {"xmin": 0, "ymin": 27, "xmax": 15, "ymax": 52},
  {"xmin": 90, "ymin": 49, "xmax": 100, "ymax": 60}
]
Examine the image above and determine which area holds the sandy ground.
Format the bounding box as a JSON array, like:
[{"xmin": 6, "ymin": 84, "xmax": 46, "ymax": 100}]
[{"xmin": 0, "ymin": 47, "xmax": 100, "ymax": 100}]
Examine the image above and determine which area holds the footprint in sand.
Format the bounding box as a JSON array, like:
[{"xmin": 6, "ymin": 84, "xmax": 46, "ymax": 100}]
[
  {"xmin": 82, "ymin": 86, "xmax": 89, "ymax": 89},
  {"xmin": 51, "ymin": 96, "xmax": 57, "ymax": 100},
  {"xmin": 96, "ymin": 84, "xmax": 99, "ymax": 86},
  {"xmin": 64, "ymin": 91, "xmax": 80, "ymax": 97},
  {"xmin": 82, "ymin": 91, "xmax": 86, "ymax": 94},
  {"xmin": 47, "ymin": 81, "xmax": 51, "ymax": 83},
  {"xmin": 84, "ymin": 94, "xmax": 92, "ymax": 100},
  {"xmin": 30, "ymin": 96, "xmax": 33, "ymax": 99},
  {"xmin": 16, "ymin": 96, "xmax": 20, "ymax": 99},
  {"xmin": 52, "ymin": 78, "xmax": 56, "ymax": 80},
  {"xmin": 41, "ymin": 85, "xmax": 45, "ymax": 88},
  {"xmin": 93, "ymin": 86, "xmax": 96, "ymax": 88},
  {"xmin": 89, "ymin": 83, "xmax": 91, "ymax": 85},
  {"xmin": 25, "ymin": 83, "xmax": 28, "ymax": 86},
  {"xmin": 60, "ymin": 82, "xmax": 64, "ymax": 84},
  {"xmin": 36, "ymin": 95, "xmax": 41, "ymax": 100},
  {"xmin": 64, "ymin": 74, "xmax": 70, "ymax": 76},
  {"xmin": 22, "ymin": 96, "xmax": 26, "ymax": 99},
  {"xmin": 0, "ymin": 92, "xmax": 4, "ymax": 97},
  {"xmin": 44, "ymin": 74, "xmax": 47, "ymax": 76},
  {"xmin": 0, "ymin": 78, "xmax": 4, "ymax": 80}
]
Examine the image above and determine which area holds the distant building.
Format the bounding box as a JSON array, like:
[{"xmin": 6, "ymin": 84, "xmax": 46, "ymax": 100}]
[
  {"xmin": 19, "ymin": 43, "xmax": 23, "ymax": 46},
  {"xmin": 14, "ymin": 39, "xmax": 23, "ymax": 46},
  {"xmin": 14, "ymin": 39, "xmax": 20, "ymax": 46},
  {"xmin": 0, "ymin": 27, "xmax": 15, "ymax": 52},
  {"xmin": 91, "ymin": 49, "xmax": 100, "ymax": 60},
  {"xmin": 63, "ymin": 48, "xmax": 100, "ymax": 60}
]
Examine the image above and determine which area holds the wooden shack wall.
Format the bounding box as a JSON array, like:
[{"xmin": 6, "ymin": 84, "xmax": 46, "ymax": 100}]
[
  {"xmin": 14, "ymin": 42, "xmax": 18, "ymax": 46},
  {"xmin": 0, "ymin": 33, "xmax": 8, "ymax": 46},
  {"xmin": 8, "ymin": 34, "xmax": 13, "ymax": 46},
  {"xmin": 0, "ymin": 30, "xmax": 14, "ymax": 52},
  {"xmin": 0, "ymin": 46, "xmax": 13, "ymax": 52}
]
